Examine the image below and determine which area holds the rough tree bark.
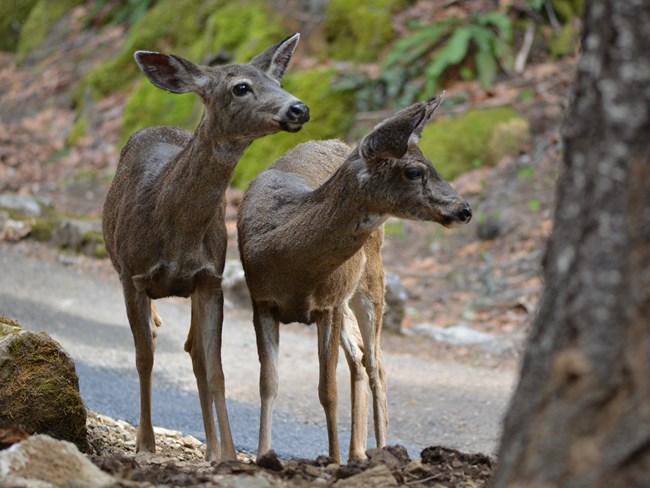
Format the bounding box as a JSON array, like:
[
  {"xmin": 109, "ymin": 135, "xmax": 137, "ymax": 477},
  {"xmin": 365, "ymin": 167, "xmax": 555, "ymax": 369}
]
[{"xmin": 492, "ymin": 1, "xmax": 650, "ymax": 487}]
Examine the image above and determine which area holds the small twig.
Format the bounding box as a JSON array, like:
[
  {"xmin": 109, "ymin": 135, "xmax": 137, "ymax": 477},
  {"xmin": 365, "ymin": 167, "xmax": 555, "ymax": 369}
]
[
  {"xmin": 405, "ymin": 473, "xmax": 443, "ymax": 485},
  {"xmin": 515, "ymin": 21, "xmax": 536, "ymax": 74}
]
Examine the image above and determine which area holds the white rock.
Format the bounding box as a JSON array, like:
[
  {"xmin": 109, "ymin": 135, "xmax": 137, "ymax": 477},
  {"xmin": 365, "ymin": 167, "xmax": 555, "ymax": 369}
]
[{"xmin": 0, "ymin": 434, "xmax": 115, "ymax": 487}]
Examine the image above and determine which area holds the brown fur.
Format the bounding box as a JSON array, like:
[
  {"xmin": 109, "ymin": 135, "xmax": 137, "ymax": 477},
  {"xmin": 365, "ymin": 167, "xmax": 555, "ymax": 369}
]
[
  {"xmin": 237, "ymin": 96, "xmax": 472, "ymax": 462},
  {"xmin": 102, "ymin": 34, "xmax": 309, "ymax": 462}
]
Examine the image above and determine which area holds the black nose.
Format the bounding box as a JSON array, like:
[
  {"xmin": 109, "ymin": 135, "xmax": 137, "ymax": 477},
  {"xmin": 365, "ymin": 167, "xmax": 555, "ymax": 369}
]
[
  {"xmin": 460, "ymin": 205, "xmax": 472, "ymax": 223},
  {"xmin": 287, "ymin": 102, "xmax": 310, "ymax": 123}
]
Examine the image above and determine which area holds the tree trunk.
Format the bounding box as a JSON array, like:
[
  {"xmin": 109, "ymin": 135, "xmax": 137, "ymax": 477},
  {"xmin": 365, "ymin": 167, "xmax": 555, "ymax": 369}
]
[{"xmin": 492, "ymin": 1, "xmax": 650, "ymax": 487}]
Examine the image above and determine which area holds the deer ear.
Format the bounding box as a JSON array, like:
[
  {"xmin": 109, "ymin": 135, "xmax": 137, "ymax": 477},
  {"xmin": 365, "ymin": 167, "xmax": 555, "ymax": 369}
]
[
  {"xmin": 411, "ymin": 93, "xmax": 445, "ymax": 142},
  {"xmin": 134, "ymin": 51, "xmax": 207, "ymax": 94},
  {"xmin": 359, "ymin": 102, "xmax": 428, "ymax": 162},
  {"xmin": 249, "ymin": 33, "xmax": 300, "ymax": 81}
]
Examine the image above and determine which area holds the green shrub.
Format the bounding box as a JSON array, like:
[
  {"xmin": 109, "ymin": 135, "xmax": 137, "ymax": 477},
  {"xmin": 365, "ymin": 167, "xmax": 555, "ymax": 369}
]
[
  {"xmin": 232, "ymin": 69, "xmax": 356, "ymax": 188},
  {"xmin": 0, "ymin": 0, "xmax": 38, "ymax": 52},
  {"xmin": 419, "ymin": 107, "xmax": 529, "ymax": 180}
]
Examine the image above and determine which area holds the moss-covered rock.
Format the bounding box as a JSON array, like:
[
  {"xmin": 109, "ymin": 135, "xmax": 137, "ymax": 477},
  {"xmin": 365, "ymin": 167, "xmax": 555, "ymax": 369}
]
[
  {"xmin": 16, "ymin": 0, "xmax": 84, "ymax": 62},
  {"xmin": 0, "ymin": 318, "xmax": 90, "ymax": 453},
  {"xmin": 80, "ymin": 0, "xmax": 221, "ymax": 99},
  {"xmin": 120, "ymin": 80, "xmax": 201, "ymax": 147},
  {"xmin": 190, "ymin": 2, "xmax": 284, "ymax": 63},
  {"xmin": 326, "ymin": 0, "xmax": 408, "ymax": 62},
  {"xmin": 232, "ymin": 68, "xmax": 356, "ymax": 188},
  {"xmin": 419, "ymin": 107, "xmax": 529, "ymax": 181},
  {"xmin": 0, "ymin": 0, "xmax": 38, "ymax": 52}
]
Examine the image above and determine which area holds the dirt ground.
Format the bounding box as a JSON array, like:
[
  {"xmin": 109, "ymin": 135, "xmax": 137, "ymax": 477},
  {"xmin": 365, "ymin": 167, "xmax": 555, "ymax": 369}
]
[{"xmin": 86, "ymin": 411, "xmax": 494, "ymax": 487}]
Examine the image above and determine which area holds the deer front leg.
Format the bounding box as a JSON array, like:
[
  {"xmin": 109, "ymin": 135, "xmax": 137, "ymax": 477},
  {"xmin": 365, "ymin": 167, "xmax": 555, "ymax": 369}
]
[
  {"xmin": 123, "ymin": 282, "xmax": 156, "ymax": 453},
  {"xmin": 351, "ymin": 289, "xmax": 388, "ymax": 448},
  {"xmin": 189, "ymin": 287, "xmax": 236, "ymax": 462},
  {"xmin": 253, "ymin": 302, "xmax": 280, "ymax": 458},
  {"xmin": 317, "ymin": 309, "xmax": 342, "ymax": 463},
  {"xmin": 340, "ymin": 303, "xmax": 370, "ymax": 461}
]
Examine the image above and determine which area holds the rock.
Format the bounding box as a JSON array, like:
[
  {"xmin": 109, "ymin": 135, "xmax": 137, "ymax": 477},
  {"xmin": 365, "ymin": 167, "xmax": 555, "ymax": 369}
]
[
  {"xmin": 222, "ymin": 259, "xmax": 251, "ymax": 308},
  {"xmin": 0, "ymin": 318, "xmax": 90, "ymax": 453},
  {"xmin": 334, "ymin": 464, "xmax": 398, "ymax": 487},
  {"xmin": 476, "ymin": 215, "xmax": 502, "ymax": 241},
  {"xmin": 383, "ymin": 272, "xmax": 408, "ymax": 334},
  {"xmin": 52, "ymin": 218, "xmax": 102, "ymax": 254},
  {"xmin": 0, "ymin": 434, "xmax": 115, "ymax": 487},
  {"xmin": 411, "ymin": 323, "xmax": 495, "ymax": 347},
  {"xmin": 0, "ymin": 193, "xmax": 41, "ymax": 217},
  {"xmin": 256, "ymin": 449, "xmax": 284, "ymax": 472}
]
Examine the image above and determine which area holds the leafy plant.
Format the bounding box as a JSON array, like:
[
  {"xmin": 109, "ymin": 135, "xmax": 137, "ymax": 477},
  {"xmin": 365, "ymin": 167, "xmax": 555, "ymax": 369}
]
[
  {"xmin": 85, "ymin": 0, "xmax": 158, "ymax": 27},
  {"xmin": 384, "ymin": 12, "xmax": 514, "ymax": 99}
]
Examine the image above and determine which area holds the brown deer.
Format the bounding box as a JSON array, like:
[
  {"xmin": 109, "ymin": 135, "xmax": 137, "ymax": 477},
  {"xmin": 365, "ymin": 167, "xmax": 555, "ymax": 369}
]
[
  {"xmin": 237, "ymin": 95, "xmax": 472, "ymax": 463},
  {"xmin": 102, "ymin": 34, "xmax": 310, "ymax": 462}
]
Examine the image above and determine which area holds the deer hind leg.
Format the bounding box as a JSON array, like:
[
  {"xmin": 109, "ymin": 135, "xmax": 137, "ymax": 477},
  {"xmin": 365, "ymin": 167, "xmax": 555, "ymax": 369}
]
[
  {"xmin": 317, "ymin": 309, "xmax": 342, "ymax": 463},
  {"xmin": 340, "ymin": 303, "xmax": 369, "ymax": 461},
  {"xmin": 253, "ymin": 302, "xmax": 280, "ymax": 458},
  {"xmin": 123, "ymin": 281, "xmax": 156, "ymax": 453},
  {"xmin": 351, "ymin": 286, "xmax": 388, "ymax": 449},
  {"xmin": 187, "ymin": 287, "xmax": 236, "ymax": 462}
]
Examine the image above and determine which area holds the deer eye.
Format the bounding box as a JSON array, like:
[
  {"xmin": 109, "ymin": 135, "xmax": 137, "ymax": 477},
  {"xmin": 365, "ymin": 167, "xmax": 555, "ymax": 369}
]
[
  {"xmin": 404, "ymin": 167, "xmax": 423, "ymax": 180},
  {"xmin": 232, "ymin": 83, "xmax": 251, "ymax": 96}
]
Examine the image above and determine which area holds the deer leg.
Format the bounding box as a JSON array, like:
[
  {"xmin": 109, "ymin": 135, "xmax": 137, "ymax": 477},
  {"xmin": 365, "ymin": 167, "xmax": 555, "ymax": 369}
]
[
  {"xmin": 123, "ymin": 282, "xmax": 156, "ymax": 453},
  {"xmin": 317, "ymin": 309, "xmax": 342, "ymax": 463},
  {"xmin": 339, "ymin": 303, "xmax": 369, "ymax": 461},
  {"xmin": 151, "ymin": 302, "xmax": 163, "ymax": 353},
  {"xmin": 352, "ymin": 289, "xmax": 388, "ymax": 448},
  {"xmin": 189, "ymin": 288, "xmax": 236, "ymax": 461},
  {"xmin": 253, "ymin": 302, "xmax": 280, "ymax": 458}
]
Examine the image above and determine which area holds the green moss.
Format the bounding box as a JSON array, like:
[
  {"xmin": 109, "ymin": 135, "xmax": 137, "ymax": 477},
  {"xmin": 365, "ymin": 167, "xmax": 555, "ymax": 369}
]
[
  {"xmin": 191, "ymin": 3, "xmax": 284, "ymax": 63},
  {"xmin": 419, "ymin": 107, "xmax": 529, "ymax": 181},
  {"xmin": 551, "ymin": 0, "xmax": 584, "ymax": 23},
  {"xmin": 232, "ymin": 68, "xmax": 356, "ymax": 188},
  {"xmin": 550, "ymin": 21, "xmax": 580, "ymax": 58},
  {"xmin": 120, "ymin": 79, "xmax": 201, "ymax": 146},
  {"xmin": 80, "ymin": 0, "xmax": 222, "ymax": 99},
  {"xmin": 0, "ymin": 329, "xmax": 90, "ymax": 452},
  {"xmin": 66, "ymin": 117, "xmax": 88, "ymax": 147},
  {"xmin": 16, "ymin": 0, "xmax": 83, "ymax": 62},
  {"xmin": 0, "ymin": 0, "xmax": 38, "ymax": 52},
  {"xmin": 0, "ymin": 318, "xmax": 22, "ymax": 337},
  {"xmin": 30, "ymin": 218, "xmax": 57, "ymax": 242},
  {"xmin": 326, "ymin": 0, "xmax": 408, "ymax": 62}
]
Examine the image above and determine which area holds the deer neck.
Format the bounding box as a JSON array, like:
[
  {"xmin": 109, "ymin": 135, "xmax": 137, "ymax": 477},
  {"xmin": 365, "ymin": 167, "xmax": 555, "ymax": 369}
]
[
  {"xmin": 291, "ymin": 160, "xmax": 387, "ymax": 275},
  {"xmin": 157, "ymin": 112, "xmax": 250, "ymax": 233}
]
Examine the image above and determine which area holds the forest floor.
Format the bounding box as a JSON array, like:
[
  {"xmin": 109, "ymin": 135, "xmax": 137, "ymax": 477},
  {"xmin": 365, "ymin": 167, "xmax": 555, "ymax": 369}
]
[{"xmin": 0, "ymin": 2, "xmax": 578, "ymax": 486}]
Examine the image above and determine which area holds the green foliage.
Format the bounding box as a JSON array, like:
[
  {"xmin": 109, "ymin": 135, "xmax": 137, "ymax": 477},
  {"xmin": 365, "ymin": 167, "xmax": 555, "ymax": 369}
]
[
  {"xmin": 326, "ymin": 0, "xmax": 407, "ymax": 62},
  {"xmin": 384, "ymin": 12, "xmax": 513, "ymax": 102},
  {"xmin": 0, "ymin": 0, "xmax": 38, "ymax": 52},
  {"xmin": 232, "ymin": 69, "xmax": 356, "ymax": 188},
  {"xmin": 16, "ymin": 0, "xmax": 84, "ymax": 62},
  {"xmin": 120, "ymin": 79, "xmax": 201, "ymax": 146},
  {"xmin": 85, "ymin": 0, "xmax": 158, "ymax": 27},
  {"xmin": 191, "ymin": 3, "xmax": 283, "ymax": 63},
  {"xmin": 550, "ymin": 21, "xmax": 580, "ymax": 58},
  {"xmin": 551, "ymin": 0, "xmax": 584, "ymax": 22},
  {"xmin": 418, "ymin": 107, "xmax": 528, "ymax": 181},
  {"xmin": 80, "ymin": 0, "xmax": 220, "ymax": 99}
]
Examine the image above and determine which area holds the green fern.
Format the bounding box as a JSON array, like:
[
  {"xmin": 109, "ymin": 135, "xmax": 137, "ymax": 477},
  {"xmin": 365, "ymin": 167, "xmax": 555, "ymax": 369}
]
[{"xmin": 384, "ymin": 12, "xmax": 514, "ymax": 99}]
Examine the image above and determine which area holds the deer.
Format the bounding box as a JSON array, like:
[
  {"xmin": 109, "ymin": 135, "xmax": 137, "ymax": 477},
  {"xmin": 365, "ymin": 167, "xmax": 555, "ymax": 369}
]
[
  {"xmin": 101, "ymin": 34, "xmax": 310, "ymax": 462},
  {"xmin": 237, "ymin": 94, "xmax": 472, "ymax": 463}
]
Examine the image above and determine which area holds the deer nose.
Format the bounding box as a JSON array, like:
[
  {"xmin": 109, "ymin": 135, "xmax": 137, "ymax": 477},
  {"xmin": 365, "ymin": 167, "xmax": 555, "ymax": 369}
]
[
  {"xmin": 459, "ymin": 205, "xmax": 472, "ymax": 223},
  {"xmin": 287, "ymin": 102, "xmax": 310, "ymax": 123}
]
